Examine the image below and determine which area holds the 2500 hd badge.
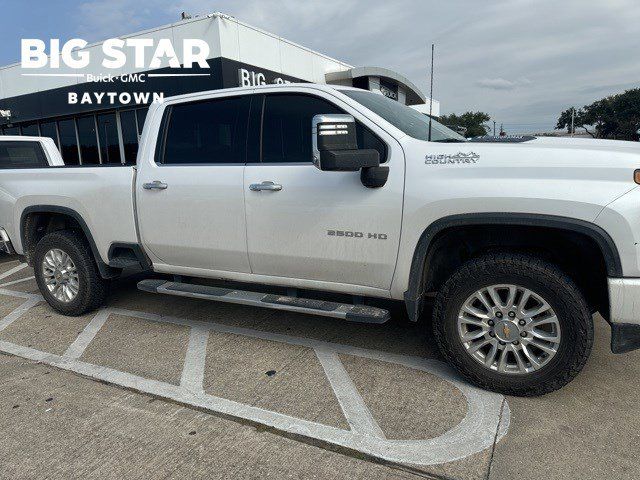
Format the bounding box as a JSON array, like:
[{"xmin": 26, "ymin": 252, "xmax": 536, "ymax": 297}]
[{"xmin": 327, "ymin": 230, "xmax": 388, "ymax": 240}]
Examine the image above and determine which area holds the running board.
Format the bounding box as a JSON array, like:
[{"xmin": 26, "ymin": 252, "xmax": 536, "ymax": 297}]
[{"xmin": 137, "ymin": 279, "xmax": 390, "ymax": 324}]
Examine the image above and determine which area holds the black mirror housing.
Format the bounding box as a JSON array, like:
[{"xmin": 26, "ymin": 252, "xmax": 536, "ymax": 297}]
[
  {"xmin": 319, "ymin": 149, "xmax": 380, "ymax": 172},
  {"xmin": 361, "ymin": 166, "xmax": 389, "ymax": 188}
]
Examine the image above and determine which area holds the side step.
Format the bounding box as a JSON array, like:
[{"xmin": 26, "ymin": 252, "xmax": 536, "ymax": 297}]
[{"xmin": 137, "ymin": 279, "xmax": 390, "ymax": 324}]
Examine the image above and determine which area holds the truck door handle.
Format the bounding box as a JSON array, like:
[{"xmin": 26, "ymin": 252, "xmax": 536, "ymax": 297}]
[
  {"xmin": 249, "ymin": 181, "xmax": 282, "ymax": 192},
  {"xmin": 143, "ymin": 181, "xmax": 168, "ymax": 190}
]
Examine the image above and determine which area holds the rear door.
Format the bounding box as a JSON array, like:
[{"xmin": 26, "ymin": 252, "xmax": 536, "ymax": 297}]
[
  {"xmin": 243, "ymin": 89, "xmax": 405, "ymax": 291},
  {"xmin": 136, "ymin": 94, "xmax": 252, "ymax": 272}
]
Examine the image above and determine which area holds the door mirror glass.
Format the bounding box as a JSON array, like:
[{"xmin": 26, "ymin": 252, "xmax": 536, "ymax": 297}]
[{"xmin": 312, "ymin": 114, "xmax": 380, "ymax": 172}]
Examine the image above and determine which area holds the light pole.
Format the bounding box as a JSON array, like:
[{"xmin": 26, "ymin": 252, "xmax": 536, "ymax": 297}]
[
  {"xmin": 428, "ymin": 44, "xmax": 435, "ymax": 142},
  {"xmin": 571, "ymin": 108, "xmax": 575, "ymax": 137}
]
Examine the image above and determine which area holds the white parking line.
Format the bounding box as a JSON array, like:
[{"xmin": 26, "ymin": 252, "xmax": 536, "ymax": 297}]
[
  {"xmin": 64, "ymin": 309, "xmax": 111, "ymax": 359},
  {"xmin": 315, "ymin": 347, "xmax": 386, "ymax": 439},
  {"xmin": 180, "ymin": 326, "xmax": 210, "ymax": 394},
  {"xmin": 0, "ymin": 276, "xmax": 35, "ymax": 288},
  {"xmin": 0, "ymin": 297, "xmax": 41, "ymax": 332},
  {"xmin": 0, "ymin": 263, "xmax": 28, "ymax": 282},
  {"xmin": 0, "ymin": 286, "xmax": 510, "ymax": 466},
  {"xmin": 0, "ymin": 288, "xmax": 40, "ymax": 300}
]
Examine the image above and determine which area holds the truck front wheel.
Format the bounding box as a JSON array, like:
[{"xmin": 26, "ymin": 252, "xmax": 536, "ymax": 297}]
[
  {"xmin": 433, "ymin": 252, "xmax": 593, "ymax": 396},
  {"xmin": 34, "ymin": 230, "xmax": 108, "ymax": 316}
]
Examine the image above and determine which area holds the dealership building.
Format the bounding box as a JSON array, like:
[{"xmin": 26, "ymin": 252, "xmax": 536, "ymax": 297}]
[{"xmin": 0, "ymin": 12, "xmax": 438, "ymax": 165}]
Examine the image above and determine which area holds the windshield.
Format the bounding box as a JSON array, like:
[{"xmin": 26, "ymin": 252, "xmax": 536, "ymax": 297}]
[{"xmin": 341, "ymin": 89, "xmax": 467, "ymax": 143}]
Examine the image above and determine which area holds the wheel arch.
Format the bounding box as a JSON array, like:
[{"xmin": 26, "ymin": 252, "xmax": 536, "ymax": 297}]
[
  {"xmin": 404, "ymin": 213, "xmax": 621, "ymax": 322},
  {"xmin": 20, "ymin": 205, "xmax": 116, "ymax": 279}
]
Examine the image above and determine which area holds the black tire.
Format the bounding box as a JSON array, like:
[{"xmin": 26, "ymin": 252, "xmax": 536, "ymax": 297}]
[
  {"xmin": 34, "ymin": 230, "xmax": 108, "ymax": 316},
  {"xmin": 433, "ymin": 252, "xmax": 593, "ymax": 396}
]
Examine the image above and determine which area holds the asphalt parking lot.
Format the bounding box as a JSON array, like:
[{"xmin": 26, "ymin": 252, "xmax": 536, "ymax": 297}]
[{"xmin": 0, "ymin": 254, "xmax": 638, "ymax": 479}]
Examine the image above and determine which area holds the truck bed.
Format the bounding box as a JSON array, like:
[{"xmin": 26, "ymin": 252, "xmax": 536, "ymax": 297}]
[{"xmin": 0, "ymin": 166, "xmax": 138, "ymax": 263}]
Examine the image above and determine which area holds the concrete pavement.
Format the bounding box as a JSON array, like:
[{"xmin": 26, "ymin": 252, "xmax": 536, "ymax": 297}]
[{"xmin": 0, "ymin": 254, "xmax": 638, "ymax": 479}]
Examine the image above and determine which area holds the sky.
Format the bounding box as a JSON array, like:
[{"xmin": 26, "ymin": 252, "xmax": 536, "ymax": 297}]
[{"xmin": 2, "ymin": 0, "xmax": 639, "ymax": 134}]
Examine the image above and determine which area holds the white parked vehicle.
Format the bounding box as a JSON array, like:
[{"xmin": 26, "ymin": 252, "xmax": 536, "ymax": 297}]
[{"xmin": 2, "ymin": 84, "xmax": 640, "ymax": 396}]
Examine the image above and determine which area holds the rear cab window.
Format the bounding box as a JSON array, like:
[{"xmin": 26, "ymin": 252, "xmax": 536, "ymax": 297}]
[{"xmin": 0, "ymin": 141, "xmax": 48, "ymax": 169}]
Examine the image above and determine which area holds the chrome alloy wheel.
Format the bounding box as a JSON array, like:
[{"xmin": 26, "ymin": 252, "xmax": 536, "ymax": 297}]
[
  {"xmin": 457, "ymin": 284, "xmax": 561, "ymax": 375},
  {"xmin": 42, "ymin": 248, "xmax": 80, "ymax": 303}
]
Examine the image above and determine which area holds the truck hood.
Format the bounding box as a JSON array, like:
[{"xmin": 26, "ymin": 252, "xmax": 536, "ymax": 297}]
[
  {"xmin": 523, "ymin": 136, "xmax": 640, "ymax": 157},
  {"xmin": 417, "ymin": 136, "xmax": 640, "ymax": 171}
]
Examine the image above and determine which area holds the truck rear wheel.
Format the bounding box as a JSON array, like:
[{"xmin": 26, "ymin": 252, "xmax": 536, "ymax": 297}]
[
  {"xmin": 34, "ymin": 230, "xmax": 108, "ymax": 316},
  {"xmin": 433, "ymin": 252, "xmax": 593, "ymax": 396}
]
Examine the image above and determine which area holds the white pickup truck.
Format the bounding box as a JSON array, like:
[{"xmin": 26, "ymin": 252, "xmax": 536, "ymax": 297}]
[{"xmin": 2, "ymin": 83, "xmax": 640, "ymax": 396}]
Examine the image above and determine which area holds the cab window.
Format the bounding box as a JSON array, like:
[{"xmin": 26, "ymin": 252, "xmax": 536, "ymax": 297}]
[
  {"xmin": 159, "ymin": 96, "xmax": 251, "ymax": 165},
  {"xmin": 260, "ymin": 93, "xmax": 387, "ymax": 163}
]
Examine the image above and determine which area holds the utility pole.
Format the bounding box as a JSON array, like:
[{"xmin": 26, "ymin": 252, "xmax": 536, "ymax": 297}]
[
  {"xmin": 493, "ymin": 121, "xmax": 496, "ymax": 136},
  {"xmin": 428, "ymin": 44, "xmax": 435, "ymax": 142},
  {"xmin": 571, "ymin": 107, "xmax": 575, "ymax": 137}
]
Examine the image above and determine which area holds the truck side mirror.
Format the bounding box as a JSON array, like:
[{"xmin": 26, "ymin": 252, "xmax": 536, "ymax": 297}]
[{"xmin": 312, "ymin": 114, "xmax": 380, "ymax": 172}]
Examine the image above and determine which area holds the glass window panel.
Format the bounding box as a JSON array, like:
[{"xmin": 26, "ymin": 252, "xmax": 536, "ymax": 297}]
[
  {"xmin": 97, "ymin": 112, "xmax": 121, "ymax": 164},
  {"xmin": 136, "ymin": 108, "xmax": 148, "ymax": 135},
  {"xmin": 0, "ymin": 141, "xmax": 48, "ymax": 168},
  {"xmin": 57, "ymin": 119, "xmax": 80, "ymax": 165},
  {"xmin": 119, "ymin": 110, "xmax": 139, "ymax": 165},
  {"xmin": 262, "ymin": 94, "xmax": 342, "ymax": 163},
  {"xmin": 259, "ymin": 94, "xmax": 387, "ymax": 164},
  {"xmin": 76, "ymin": 115, "xmax": 99, "ymax": 164},
  {"xmin": 342, "ymin": 89, "xmax": 466, "ymax": 143},
  {"xmin": 39, "ymin": 121, "xmax": 59, "ymax": 148},
  {"xmin": 162, "ymin": 96, "xmax": 250, "ymax": 165},
  {"xmin": 20, "ymin": 123, "xmax": 40, "ymax": 136},
  {"xmin": 3, "ymin": 126, "xmax": 19, "ymax": 136}
]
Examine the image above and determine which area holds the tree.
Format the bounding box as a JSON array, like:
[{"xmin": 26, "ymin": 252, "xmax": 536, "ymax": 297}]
[
  {"xmin": 557, "ymin": 88, "xmax": 640, "ymax": 140},
  {"xmin": 439, "ymin": 111, "xmax": 491, "ymax": 138}
]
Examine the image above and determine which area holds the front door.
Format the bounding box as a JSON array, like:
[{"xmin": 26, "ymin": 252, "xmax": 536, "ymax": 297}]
[
  {"xmin": 137, "ymin": 94, "xmax": 252, "ymax": 273},
  {"xmin": 244, "ymin": 90, "xmax": 405, "ymax": 291}
]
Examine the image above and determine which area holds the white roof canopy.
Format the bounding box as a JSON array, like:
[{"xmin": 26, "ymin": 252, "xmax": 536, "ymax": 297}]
[{"xmin": 325, "ymin": 66, "xmax": 426, "ymax": 105}]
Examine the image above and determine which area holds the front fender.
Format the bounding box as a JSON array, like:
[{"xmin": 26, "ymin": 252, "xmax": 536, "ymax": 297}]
[{"xmin": 398, "ymin": 213, "xmax": 622, "ymax": 322}]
